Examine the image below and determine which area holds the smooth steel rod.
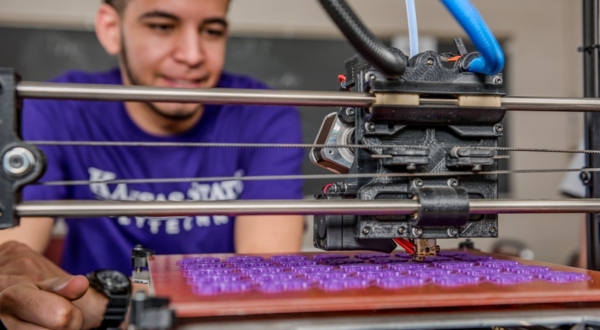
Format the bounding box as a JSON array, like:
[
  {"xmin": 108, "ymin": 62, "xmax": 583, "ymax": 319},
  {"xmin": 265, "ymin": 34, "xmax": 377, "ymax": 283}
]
[
  {"xmin": 15, "ymin": 198, "xmax": 600, "ymax": 218},
  {"xmin": 16, "ymin": 81, "xmax": 600, "ymax": 112},
  {"xmin": 16, "ymin": 82, "xmax": 374, "ymax": 107}
]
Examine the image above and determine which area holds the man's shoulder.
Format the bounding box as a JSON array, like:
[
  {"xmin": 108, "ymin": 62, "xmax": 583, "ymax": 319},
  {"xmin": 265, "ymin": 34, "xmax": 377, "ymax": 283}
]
[
  {"xmin": 50, "ymin": 68, "xmax": 122, "ymax": 85},
  {"xmin": 218, "ymin": 72, "xmax": 270, "ymax": 90}
]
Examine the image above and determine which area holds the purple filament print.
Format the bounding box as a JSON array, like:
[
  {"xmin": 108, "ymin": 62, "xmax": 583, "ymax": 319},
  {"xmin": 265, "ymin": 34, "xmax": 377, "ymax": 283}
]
[
  {"xmin": 183, "ymin": 251, "xmax": 592, "ymax": 296},
  {"xmin": 176, "ymin": 257, "xmax": 221, "ymax": 265},
  {"xmin": 339, "ymin": 264, "xmax": 383, "ymax": 272},
  {"xmin": 226, "ymin": 256, "xmax": 265, "ymax": 263},
  {"xmin": 305, "ymin": 271, "xmax": 349, "ymax": 281},
  {"xmin": 355, "ymin": 270, "xmax": 404, "ymax": 280},
  {"xmin": 409, "ymin": 269, "xmax": 453, "ymax": 278},
  {"xmin": 269, "ymin": 255, "xmax": 308, "ymax": 262},
  {"xmin": 479, "ymin": 260, "xmax": 521, "ymax": 268},
  {"xmin": 486, "ymin": 274, "xmax": 534, "ymax": 285},
  {"xmin": 258, "ymin": 279, "xmax": 313, "ymax": 293},
  {"xmin": 431, "ymin": 275, "xmax": 481, "ymax": 287},
  {"xmin": 289, "ymin": 265, "xmax": 335, "ymax": 274},
  {"xmin": 537, "ymin": 272, "xmax": 591, "ymax": 283},
  {"xmin": 433, "ymin": 261, "xmax": 476, "ymax": 269},
  {"xmin": 375, "ymin": 276, "xmax": 426, "ymax": 289},
  {"xmin": 510, "ymin": 266, "xmax": 550, "ymax": 275},
  {"xmin": 456, "ymin": 267, "xmax": 501, "ymax": 276},
  {"xmin": 193, "ymin": 281, "xmax": 254, "ymax": 295},
  {"xmin": 318, "ymin": 278, "xmax": 371, "ymax": 291}
]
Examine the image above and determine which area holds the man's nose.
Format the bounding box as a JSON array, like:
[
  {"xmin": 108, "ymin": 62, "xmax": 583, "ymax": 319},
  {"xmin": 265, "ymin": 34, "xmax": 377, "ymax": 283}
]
[{"xmin": 173, "ymin": 29, "xmax": 204, "ymax": 68}]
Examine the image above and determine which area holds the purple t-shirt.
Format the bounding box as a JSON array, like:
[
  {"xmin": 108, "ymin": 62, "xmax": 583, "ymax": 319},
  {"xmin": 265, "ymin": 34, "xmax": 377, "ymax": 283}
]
[{"xmin": 22, "ymin": 69, "xmax": 303, "ymax": 275}]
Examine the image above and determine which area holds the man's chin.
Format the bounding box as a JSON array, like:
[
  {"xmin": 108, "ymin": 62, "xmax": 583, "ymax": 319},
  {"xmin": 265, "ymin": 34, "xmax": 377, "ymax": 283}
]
[{"xmin": 149, "ymin": 103, "xmax": 202, "ymax": 121}]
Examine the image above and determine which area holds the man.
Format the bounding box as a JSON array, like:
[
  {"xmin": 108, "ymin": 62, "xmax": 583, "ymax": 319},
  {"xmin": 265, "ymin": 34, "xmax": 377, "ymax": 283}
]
[{"xmin": 0, "ymin": 0, "xmax": 305, "ymax": 327}]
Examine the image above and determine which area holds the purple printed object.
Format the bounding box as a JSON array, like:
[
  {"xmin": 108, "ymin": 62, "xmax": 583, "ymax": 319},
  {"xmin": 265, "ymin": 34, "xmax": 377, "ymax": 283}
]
[
  {"xmin": 375, "ymin": 276, "xmax": 426, "ymax": 289},
  {"xmin": 179, "ymin": 251, "xmax": 591, "ymax": 297}
]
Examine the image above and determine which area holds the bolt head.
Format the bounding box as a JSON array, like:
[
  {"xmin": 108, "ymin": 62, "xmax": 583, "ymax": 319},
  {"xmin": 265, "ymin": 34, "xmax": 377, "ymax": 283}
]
[
  {"xmin": 426, "ymin": 59, "xmax": 434, "ymax": 66},
  {"xmin": 366, "ymin": 122, "xmax": 375, "ymax": 132},
  {"xmin": 345, "ymin": 107, "xmax": 355, "ymax": 116},
  {"xmin": 362, "ymin": 227, "xmax": 371, "ymax": 235},
  {"xmin": 412, "ymin": 227, "xmax": 423, "ymax": 237},
  {"xmin": 494, "ymin": 124, "xmax": 504, "ymax": 134},
  {"xmin": 493, "ymin": 76, "xmax": 503, "ymax": 85},
  {"xmin": 398, "ymin": 226, "xmax": 406, "ymax": 235},
  {"xmin": 447, "ymin": 178, "xmax": 459, "ymax": 187},
  {"xmin": 413, "ymin": 179, "xmax": 424, "ymax": 187},
  {"xmin": 581, "ymin": 171, "xmax": 592, "ymax": 184},
  {"xmin": 489, "ymin": 226, "xmax": 497, "ymax": 234},
  {"xmin": 3, "ymin": 147, "xmax": 35, "ymax": 177},
  {"xmin": 447, "ymin": 227, "xmax": 459, "ymax": 237}
]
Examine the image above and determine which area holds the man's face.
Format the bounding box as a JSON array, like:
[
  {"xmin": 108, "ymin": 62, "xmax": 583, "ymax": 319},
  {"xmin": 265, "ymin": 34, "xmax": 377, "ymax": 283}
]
[{"xmin": 119, "ymin": 0, "xmax": 229, "ymax": 120}]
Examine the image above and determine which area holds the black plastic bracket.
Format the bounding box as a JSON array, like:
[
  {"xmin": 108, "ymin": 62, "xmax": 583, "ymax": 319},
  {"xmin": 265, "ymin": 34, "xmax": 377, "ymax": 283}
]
[
  {"xmin": 130, "ymin": 291, "xmax": 175, "ymax": 330},
  {"xmin": 0, "ymin": 69, "xmax": 46, "ymax": 229},
  {"xmin": 412, "ymin": 187, "xmax": 470, "ymax": 227},
  {"xmin": 132, "ymin": 244, "xmax": 155, "ymax": 271}
]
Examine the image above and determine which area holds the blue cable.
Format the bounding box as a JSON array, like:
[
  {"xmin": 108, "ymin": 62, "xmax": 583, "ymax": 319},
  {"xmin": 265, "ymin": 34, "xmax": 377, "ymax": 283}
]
[
  {"xmin": 405, "ymin": 0, "xmax": 419, "ymax": 57},
  {"xmin": 439, "ymin": 0, "xmax": 505, "ymax": 75}
]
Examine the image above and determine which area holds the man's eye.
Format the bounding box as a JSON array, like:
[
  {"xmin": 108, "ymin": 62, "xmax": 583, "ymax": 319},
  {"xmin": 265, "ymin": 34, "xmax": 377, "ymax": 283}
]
[
  {"xmin": 204, "ymin": 28, "xmax": 225, "ymax": 37},
  {"xmin": 149, "ymin": 24, "xmax": 175, "ymax": 33}
]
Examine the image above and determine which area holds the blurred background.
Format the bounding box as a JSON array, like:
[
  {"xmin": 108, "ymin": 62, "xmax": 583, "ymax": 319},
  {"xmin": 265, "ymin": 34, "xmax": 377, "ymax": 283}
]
[{"xmin": 0, "ymin": 0, "xmax": 586, "ymax": 265}]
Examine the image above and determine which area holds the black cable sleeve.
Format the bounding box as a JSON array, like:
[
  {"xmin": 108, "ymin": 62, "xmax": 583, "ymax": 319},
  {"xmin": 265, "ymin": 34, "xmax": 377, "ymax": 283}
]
[{"xmin": 318, "ymin": 0, "xmax": 406, "ymax": 79}]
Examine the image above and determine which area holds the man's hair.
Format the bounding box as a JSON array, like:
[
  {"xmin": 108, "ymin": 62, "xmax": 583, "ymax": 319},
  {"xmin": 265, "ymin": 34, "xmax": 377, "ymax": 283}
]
[
  {"xmin": 104, "ymin": 0, "xmax": 128, "ymax": 13},
  {"xmin": 104, "ymin": 0, "xmax": 230, "ymax": 13}
]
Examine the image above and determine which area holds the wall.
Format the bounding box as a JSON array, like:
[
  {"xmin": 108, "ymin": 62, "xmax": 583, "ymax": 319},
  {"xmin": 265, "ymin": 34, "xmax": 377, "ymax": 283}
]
[{"xmin": 0, "ymin": 0, "xmax": 587, "ymax": 265}]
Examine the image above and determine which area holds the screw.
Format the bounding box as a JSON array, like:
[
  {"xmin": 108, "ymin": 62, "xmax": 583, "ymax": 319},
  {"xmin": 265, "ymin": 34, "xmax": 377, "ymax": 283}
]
[
  {"xmin": 581, "ymin": 171, "xmax": 592, "ymax": 185},
  {"xmin": 362, "ymin": 227, "xmax": 372, "ymax": 235},
  {"xmin": 365, "ymin": 122, "xmax": 376, "ymax": 132},
  {"xmin": 369, "ymin": 74, "xmax": 376, "ymax": 80},
  {"xmin": 447, "ymin": 227, "xmax": 459, "ymax": 237},
  {"xmin": 426, "ymin": 58, "xmax": 434, "ymax": 66},
  {"xmin": 398, "ymin": 226, "xmax": 406, "ymax": 235},
  {"xmin": 489, "ymin": 226, "xmax": 497, "ymax": 235},
  {"xmin": 447, "ymin": 178, "xmax": 459, "ymax": 187},
  {"xmin": 345, "ymin": 107, "xmax": 355, "ymax": 116},
  {"xmin": 3, "ymin": 147, "xmax": 35, "ymax": 177},
  {"xmin": 413, "ymin": 178, "xmax": 424, "ymax": 187},
  {"xmin": 494, "ymin": 124, "xmax": 504, "ymax": 134},
  {"xmin": 412, "ymin": 227, "xmax": 423, "ymax": 237},
  {"xmin": 493, "ymin": 76, "xmax": 503, "ymax": 85}
]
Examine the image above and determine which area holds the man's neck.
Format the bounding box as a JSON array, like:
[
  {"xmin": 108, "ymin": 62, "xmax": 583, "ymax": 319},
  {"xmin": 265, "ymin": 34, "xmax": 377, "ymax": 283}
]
[{"xmin": 124, "ymin": 102, "xmax": 204, "ymax": 136}]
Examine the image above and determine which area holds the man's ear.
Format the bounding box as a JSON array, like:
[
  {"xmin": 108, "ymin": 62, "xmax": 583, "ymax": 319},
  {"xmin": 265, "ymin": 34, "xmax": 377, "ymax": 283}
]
[{"xmin": 96, "ymin": 4, "xmax": 122, "ymax": 55}]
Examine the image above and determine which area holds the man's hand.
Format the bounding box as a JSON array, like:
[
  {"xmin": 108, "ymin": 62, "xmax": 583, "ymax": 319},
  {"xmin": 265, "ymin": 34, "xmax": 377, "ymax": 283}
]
[
  {"xmin": 0, "ymin": 241, "xmax": 68, "ymax": 286},
  {"xmin": 0, "ymin": 276, "xmax": 87, "ymax": 329},
  {"xmin": 0, "ymin": 241, "xmax": 109, "ymax": 329}
]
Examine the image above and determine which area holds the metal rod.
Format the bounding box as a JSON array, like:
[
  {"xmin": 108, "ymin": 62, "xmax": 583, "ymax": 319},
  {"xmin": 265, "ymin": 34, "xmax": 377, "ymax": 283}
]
[
  {"xmin": 583, "ymin": 0, "xmax": 600, "ymax": 271},
  {"xmin": 15, "ymin": 199, "xmax": 419, "ymax": 218},
  {"xmin": 17, "ymin": 81, "xmax": 600, "ymax": 112},
  {"xmin": 501, "ymin": 96, "xmax": 600, "ymax": 112},
  {"xmin": 16, "ymin": 82, "xmax": 374, "ymax": 107},
  {"xmin": 15, "ymin": 198, "xmax": 600, "ymax": 218}
]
